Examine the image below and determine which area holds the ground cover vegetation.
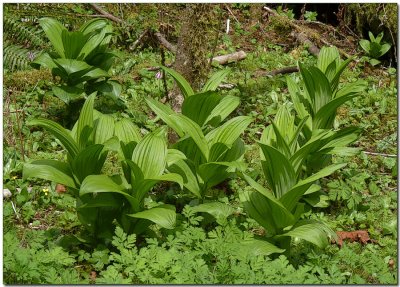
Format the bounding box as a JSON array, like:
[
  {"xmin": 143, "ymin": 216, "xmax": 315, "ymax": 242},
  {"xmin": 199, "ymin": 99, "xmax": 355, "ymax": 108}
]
[{"xmin": 3, "ymin": 3, "xmax": 398, "ymax": 284}]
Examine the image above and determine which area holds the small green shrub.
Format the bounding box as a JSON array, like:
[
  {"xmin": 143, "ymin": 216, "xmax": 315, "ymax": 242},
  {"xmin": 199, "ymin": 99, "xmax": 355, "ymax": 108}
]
[{"xmin": 359, "ymin": 32, "xmax": 392, "ymax": 66}]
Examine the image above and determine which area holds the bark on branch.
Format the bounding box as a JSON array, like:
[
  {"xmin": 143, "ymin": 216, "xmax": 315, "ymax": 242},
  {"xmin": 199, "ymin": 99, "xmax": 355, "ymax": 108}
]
[
  {"xmin": 89, "ymin": 4, "xmax": 125, "ymax": 24},
  {"xmin": 154, "ymin": 32, "xmax": 177, "ymax": 53},
  {"xmin": 254, "ymin": 66, "xmax": 299, "ymax": 78},
  {"xmin": 211, "ymin": 51, "xmax": 247, "ymax": 65}
]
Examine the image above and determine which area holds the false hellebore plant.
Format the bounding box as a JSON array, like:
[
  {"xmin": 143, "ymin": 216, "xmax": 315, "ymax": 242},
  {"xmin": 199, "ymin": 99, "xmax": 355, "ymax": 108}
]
[
  {"xmin": 31, "ymin": 18, "xmax": 123, "ymax": 124},
  {"xmin": 23, "ymin": 93, "xmax": 182, "ymax": 243},
  {"xmin": 239, "ymin": 105, "xmax": 354, "ymax": 257},
  {"xmin": 286, "ymin": 46, "xmax": 365, "ymax": 174},
  {"xmin": 146, "ymin": 67, "xmax": 252, "ymax": 199}
]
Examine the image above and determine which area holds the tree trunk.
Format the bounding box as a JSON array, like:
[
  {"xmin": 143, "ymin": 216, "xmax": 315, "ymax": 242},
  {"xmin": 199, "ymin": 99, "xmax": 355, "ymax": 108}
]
[{"xmin": 171, "ymin": 4, "xmax": 218, "ymax": 112}]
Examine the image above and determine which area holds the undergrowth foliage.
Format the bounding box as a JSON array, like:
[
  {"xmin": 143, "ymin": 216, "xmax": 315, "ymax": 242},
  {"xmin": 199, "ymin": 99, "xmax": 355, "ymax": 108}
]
[{"xmin": 3, "ymin": 6, "xmax": 398, "ymax": 285}]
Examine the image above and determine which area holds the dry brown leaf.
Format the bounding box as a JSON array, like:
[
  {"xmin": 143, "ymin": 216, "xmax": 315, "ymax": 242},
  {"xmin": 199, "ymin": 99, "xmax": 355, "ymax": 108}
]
[
  {"xmin": 55, "ymin": 184, "xmax": 67, "ymax": 194},
  {"xmin": 335, "ymin": 230, "xmax": 371, "ymax": 248}
]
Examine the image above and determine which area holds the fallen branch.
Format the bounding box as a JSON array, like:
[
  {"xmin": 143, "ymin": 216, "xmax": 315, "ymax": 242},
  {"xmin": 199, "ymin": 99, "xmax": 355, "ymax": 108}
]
[
  {"xmin": 129, "ymin": 29, "xmax": 150, "ymax": 51},
  {"xmin": 263, "ymin": 6, "xmax": 351, "ymax": 58},
  {"xmin": 153, "ymin": 32, "xmax": 177, "ymax": 53},
  {"xmin": 363, "ymin": 151, "xmax": 397, "ymax": 158},
  {"xmin": 255, "ymin": 66, "xmax": 299, "ymax": 78},
  {"xmin": 211, "ymin": 50, "xmax": 247, "ymax": 65},
  {"xmin": 89, "ymin": 4, "xmax": 125, "ymax": 24},
  {"xmin": 290, "ymin": 31, "xmax": 320, "ymax": 56}
]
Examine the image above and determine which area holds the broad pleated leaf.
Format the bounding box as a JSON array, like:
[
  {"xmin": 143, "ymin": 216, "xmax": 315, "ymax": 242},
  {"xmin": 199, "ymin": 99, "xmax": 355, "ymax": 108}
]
[
  {"xmin": 61, "ymin": 30, "xmax": 84, "ymax": 59},
  {"xmin": 79, "ymin": 18, "xmax": 109, "ymax": 37},
  {"xmin": 288, "ymin": 115, "xmax": 309, "ymax": 154},
  {"xmin": 114, "ymin": 118, "xmax": 141, "ymax": 144},
  {"xmin": 39, "ymin": 18, "xmax": 66, "ymax": 58},
  {"xmin": 238, "ymin": 239, "xmax": 284, "ymax": 257},
  {"xmin": 259, "ymin": 144, "xmax": 296, "ymax": 198},
  {"xmin": 145, "ymin": 97, "xmax": 183, "ymax": 136},
  {"xmin": 77, "ymin": 192, "xmax": 121, "ymax": 209},
  {"xmin": 286, "ymin": 76, "xmax": 311, "ymax": 121},
  {"xmin": 313, "ymin": 93, "xmax": 358, "ymax": 129},
  {"xmin": 204, "ymin": 95, "xmax": 240, "ymax": 126},
  {"xmin": 131, "ymin": 128, "xmax": 167, "ymax": 178},
  {"xmin": 241, "ymin": 173, "xmax": 295, "ymax": 232},
  {"xmin": 52, "ymin": 58, "xmax": 92, "ymax": 75},
  {"xmin": 161, "ymin": 66, "xmax": 194, "ymax": 98},
  {"xmin": 329, "ymin": 58, "xmax": 352, "ymax": 91},
  {"xmin": 128, "ymin": 205, "xmax": 176, "ymax": 229},
  {"xmin": 270, "ymin": 122, "xmax": 291, "ymax": 158},
  {"xmin": 31, "ymin": 52, "xmax": 58, "ymax": 70},
  {"xmin": 181, "ymin": 91, "xmax": 221, "ymax": 126},
  {"xmin": 170, "ymin": 114, "xmax": 209, "ymax": 161},
  {"xmin": 71, "ymin": 144, "xmax": 107, "ymax": 184},
  {"xmin": 80, "ymin": 174, "xmax": 139, "ymax": 211},
  {"xmin": 240, "ymin": 189, "xmax": 278, "ymax": 234},
  {"xmin": 52, "ymin": 85, "xmax": 84, "ymax": 104},
  {"xmin": 320, "ymin": 127, "xmax": 361, "ymax": 150},
  {"xmin": 273, "ymin": 105, "xmax": 295, "ymax": 142},
  {"xmin": 191, "ymin": 202, "xmax": 235, "ymax": 221},
  {"xmin": 308, "ymin": 66, "xmax": 332, "ymax": 113},
  {"xmin": 206, "ymin": 116, "xmax": 252, "ymax": 148},
  {"xmin": 76, "ymin": 93, "xmax": 96, "ymax": 149},
  {"xmin": 198, "ymin": 162, "xmax": 235, "ymax": 189},
  {"xmin": 167, "ymin": 159, "xmax": 201, "ymax": 198},
  {"xmin": 93, "ymin": 113, "xmax": 115, "ymax": 144},
  {"xmin": 280, "ymin": 221, "xmax": 334, "ymax": 249},
  {"xmin": 23, "ymin": 160, "xmax": 76, "ymax": 188},
  {"xmin": 166, "ymin": 149, "xmax": 187, "ymax": 166},
  {"xmin": 317, "ymin": 46, "xmax": 340, "ymax": 74},
  {"xmin": 27, "ymin": 118, "xmax": 79, "ymax": 158},
  {"xmin": 133, "ymin": 173, "xmax": 183, "ymax": 203},
  {"xmin": 201, "ymin": 68, "xmax": 231, "ymax": 92},
  {"xmin": 334, "ymin": 80, "xmax": 366, "ymax": 99},
  {"xmin": 289, "ymin": 130, "xmax": 332, "ymax": 176},
  {"xmin": 280, "ymin": 163, "xmax": 346, "ymax": 211},
  {"xmin": 78, "ymin": 28, "xmax": 106, "ymax": 60}
]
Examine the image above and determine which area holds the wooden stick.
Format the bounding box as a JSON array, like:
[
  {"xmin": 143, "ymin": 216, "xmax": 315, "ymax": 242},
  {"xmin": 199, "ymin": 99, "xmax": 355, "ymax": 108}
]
[
  {"xmin": 363, "ymin": 151, "xmax": 397, "ymax": 158},
  {"xmin": 211, "ymin": 50, "xmax": 247, "ymax": 65},
  {"xmin": 89, "ymin": 4, "xmax": 125, "ymax": 24},
  {"xmin": 263, "ymin": 6, "xmax": 351, "ymax": 58},
  {"xmin": 153, "ymin": 32, "xmax": 177, "ymax": 53},
  {"xmin": 129, "ymin": 29, "xmax": 149, "ymax": 51}
]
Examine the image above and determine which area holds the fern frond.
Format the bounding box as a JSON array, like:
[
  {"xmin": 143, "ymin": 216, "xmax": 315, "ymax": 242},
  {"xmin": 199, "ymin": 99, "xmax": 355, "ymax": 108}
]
[
  {"xmin": 4, "ymin": 14, "xmax": 46, "ymax": 49},
  {"xmin": 3, "ymin": 44, "xmax": 39, "ymax": 72}
]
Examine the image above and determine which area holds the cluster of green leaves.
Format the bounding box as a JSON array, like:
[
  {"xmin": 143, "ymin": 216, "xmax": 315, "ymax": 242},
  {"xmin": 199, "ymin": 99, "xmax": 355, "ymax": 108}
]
[
  {"xmin": 238, "ymin": 46, "xmax": 367, "ymax": 256},
  {"xmin": 31, "ymin": 18, "xmax": 123, "ymax": 113},
  {"xmin": 23, "ymin": 91, "xmax": 187, "ymax": 245},
  {"xmin": 3, "ymin": 230, "xmax": 81, "ymax": 284},
  {"xmin": 359, "ymin": 32, "xmax": 391, "ymax": 66},
  {"xmin": 147, "ymin": 67, "xmax": 251, "ymax": 199}
]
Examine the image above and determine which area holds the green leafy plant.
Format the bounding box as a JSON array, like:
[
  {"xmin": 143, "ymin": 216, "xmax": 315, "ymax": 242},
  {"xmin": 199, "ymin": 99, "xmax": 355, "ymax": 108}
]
[
  {"xmin": 240, "ymin": 105, "xmax": 345, "ymax": 256},
  {"xmin": 359, "ymin": 32, "xmax": 391, "ymax": 66},
  {"xmin": 304, "ymin": 11, "xmax": 318, "ymax": 21},
  {"xmin": 286, "ymin": 46, "xmax": 366, "ymax": 173},
  {"xmin": 23, "ymin": 93, "xmax": 141, "ymax": 242},
  {"xmin": 146, "ymin": 67, "xmax": 252, "ymax": 199},
  {"xmin": 79, "ymin": 127, "xmax": 183, "ymax": 236},
  {"xmin": 31, "ymin": 17, "xmax": 123, "ymax": 123}
]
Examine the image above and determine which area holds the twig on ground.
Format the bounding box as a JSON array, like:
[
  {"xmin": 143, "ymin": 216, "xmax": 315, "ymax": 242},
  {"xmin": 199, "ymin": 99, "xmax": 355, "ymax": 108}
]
[
  {"xmin": 363, "ymin": 151, "xmax": 397, "ymax": 158},
  {"xmin": 89, "ymin": 4, "xmax": 125, "ymax": 24}
]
